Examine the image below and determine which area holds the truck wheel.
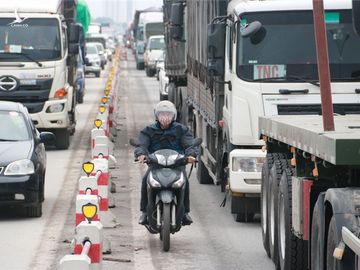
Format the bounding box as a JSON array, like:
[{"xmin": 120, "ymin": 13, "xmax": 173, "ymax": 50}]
[
  {"xmin": 197, "ymin": 146, "xmax": 212, "ymax": 184},
  {"xmin": 311, "ymin": 194, "xmax": 325, "ymax": 270},
  {"xmin": 278, "ymin": 168, "xmax": 308, "ymax": 270},
  {"xmin": 326, "ymin": 216, "xmax": 340, "ymax": 269},
  {"xmin": 168, "ymin": 83, "xmax": 176, "ymax": 104},
  {"xmin": 26, "ymin": 203, "xmax": 42, "ymax": 217},
  {"xmin": 234, "ymin": 213, "xmax": 255, "ymax": 222},
  {"xmin": 139, "ymin": 62, "xmax": 145, "ymax": 70},
  {"xmin": 162, "ymin": 203, "xmax": 171, "ymax": 252},
  {"xmin": 160, "ymin": 92, "xmax": 167, "ymax": 101},
  {"xmin": 262, "ymin": 153, "xmax": 286, "ymax": 258},
  {"xmin": 77, "ymin": 91, "xmax": 84, "ymax": 104},
  {"xmin": 54, "ymin": 128, "xmax": 70, "ymax": 149},
  {"xmin": 268, "ymin": 158, "xmax": 291, "ymax": 268}
]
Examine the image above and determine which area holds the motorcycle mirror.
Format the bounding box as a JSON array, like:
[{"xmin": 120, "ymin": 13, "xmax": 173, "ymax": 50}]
[
  {"xmin": 192, "ymin": 137, "xmax": 202, "ymax": 147},
  {"xmin": 129, "ymin": 138, "xmax": 141, "ymax": 147}
]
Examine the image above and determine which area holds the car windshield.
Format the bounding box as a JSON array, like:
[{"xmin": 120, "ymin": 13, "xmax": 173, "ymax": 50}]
[
  {"xmin": 0, "ymin": 18, "xmax": 61, "ymax": 61},
  {"xmin": 237, "ymin": 10, "xmax": 360, "ymax": 82},
  {"xmin": 150, "ymin": 37, "xmax": 165, "ymax": 50},
  {"xmin": 0, "ymin": 111, "xmax": 29, "ymax": 141},
  {"xmin": 86, "ymin": 45, "xmax": 97, "ymax": 54}
]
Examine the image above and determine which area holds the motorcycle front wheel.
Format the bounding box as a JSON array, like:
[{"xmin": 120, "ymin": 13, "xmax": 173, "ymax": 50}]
[{"xmin": 162, "ymin": 203, "xmax": 171, "ymax": 252}]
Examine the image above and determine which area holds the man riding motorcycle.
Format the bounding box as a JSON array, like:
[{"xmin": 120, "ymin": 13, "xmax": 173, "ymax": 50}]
[{"xmin": 134, "ymin": 101, "xmax": 197, "ymax": 225}]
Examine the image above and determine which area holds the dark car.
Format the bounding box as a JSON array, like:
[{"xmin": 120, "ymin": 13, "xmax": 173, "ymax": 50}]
[{"xmin": 0, "ymin": 101, "xmax": 55, "ymax": 217}]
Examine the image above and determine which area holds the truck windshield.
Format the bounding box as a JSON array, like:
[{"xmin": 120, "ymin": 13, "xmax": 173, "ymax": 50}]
[
  {"xmin": 150, "ymin": 38, "xmax": 165, "ymax": 50},
  {"xmin": 237, "ymin": 10, "xmax": 360, "ymax": 82},
  {"xmin": 0, "ymin": 18, "xmax": 61, "ymax": 62}
]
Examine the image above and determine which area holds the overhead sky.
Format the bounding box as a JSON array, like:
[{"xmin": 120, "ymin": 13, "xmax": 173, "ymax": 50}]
[{"xmin": 86, "ymin": 0, "xmax": 163, "ymax": 20}]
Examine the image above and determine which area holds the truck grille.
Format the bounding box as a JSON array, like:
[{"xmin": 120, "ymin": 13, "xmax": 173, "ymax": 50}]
[
  {"xmin": 278, "ymin": 104, "xmax": 360, "ymax": 115},
  {"xmin": 0, "ymin": 78, "xmax": 53, "ymax": 113}
]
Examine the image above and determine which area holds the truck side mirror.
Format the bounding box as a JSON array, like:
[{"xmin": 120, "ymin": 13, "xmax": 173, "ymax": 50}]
[
  {"xmin": 207, "ymin": 58, "xmax": 224, "ymax": 77},
  {"xmin": 207, "ymin": 22, "xmax": 226, "ymax": 59},
  {"xmin": 171, "ymin": 3, "xmax": 184, "ymax": 26},
  {"xmin": 69, "ymin": 24, "xmax": 80, "ymax": 43},
  {"xmin": 69, "ymin": 44, "xmax": 79, "ymax": 54},
  {"xmin": 353, "ymin": 0, "xmax": 360, "ymax": 36},
  {"xmin": 170, "ymin": 26, "xmax": 183, "ymax": 41}
]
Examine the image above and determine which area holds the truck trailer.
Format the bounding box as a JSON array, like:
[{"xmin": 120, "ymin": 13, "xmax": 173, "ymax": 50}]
[
  {"xmin": 0, "ymin": 0, "xmax": 80, "ymax": 149},
  {"xmin": 258, "ymin": 0, "xmax": 360, "ymax": 269}
]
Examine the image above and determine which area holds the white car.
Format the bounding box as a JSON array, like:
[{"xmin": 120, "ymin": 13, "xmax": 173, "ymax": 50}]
[
  {"xmin": 144, "ymin": 35, "xmax": 165, "ymax": 77},
  {"xmin": 158, "ymin": 60, "xmax": 169, "ymax": 101},
  {"xmin": 85, "ymin": 44, "xmax": 101, "ymax": 77}
]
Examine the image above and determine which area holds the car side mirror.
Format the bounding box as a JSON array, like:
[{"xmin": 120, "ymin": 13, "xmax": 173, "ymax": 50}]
[{"xmin": 40, "ymin": 132, "xmax": 55, "ymax": 143}]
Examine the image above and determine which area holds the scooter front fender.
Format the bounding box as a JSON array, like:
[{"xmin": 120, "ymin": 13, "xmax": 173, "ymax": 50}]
[{"xmin": 156, "ymin": 190, "xmax": 176, "ymax": 205}]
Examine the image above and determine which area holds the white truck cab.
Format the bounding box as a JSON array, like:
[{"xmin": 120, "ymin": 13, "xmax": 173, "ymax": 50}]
[
  {"xmin": 209, "ymin": 0, "xmax": 360, "ymax": 217},
  {"xmin": 0, "ymin": 0, "xmax": 79, "ymax": 149}
]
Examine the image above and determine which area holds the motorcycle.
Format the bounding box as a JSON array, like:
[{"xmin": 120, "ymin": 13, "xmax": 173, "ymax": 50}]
[{"xmin": 129, "ymin": 137, "xmax": 202, "ymax": 252}]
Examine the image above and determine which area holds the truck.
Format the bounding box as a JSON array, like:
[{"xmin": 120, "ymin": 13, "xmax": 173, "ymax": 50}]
[
  {"xmin": 164, "ymin": 0, "xmax": 360, "ymax": 225},
  {"xmin": 0, "ymin": 0, "xmax": 80, "ymax": 149},
  {"xmin": 257, "ymin": 0, "xmax": 360, "ymax": 269},
  {"xmin": 132, "ymin": 7, "xmax": 163, "ymax": 70}
]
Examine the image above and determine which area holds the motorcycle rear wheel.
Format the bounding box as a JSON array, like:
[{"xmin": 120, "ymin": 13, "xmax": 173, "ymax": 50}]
[{"xmin": 162, "ymin": 203, "xmax": 171, "ymax": 252}]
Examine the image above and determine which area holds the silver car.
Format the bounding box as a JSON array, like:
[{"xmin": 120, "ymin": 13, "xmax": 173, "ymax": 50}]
[{"xmin": 85, "ymin": 44, "xmax": 102, "ymax": 77}]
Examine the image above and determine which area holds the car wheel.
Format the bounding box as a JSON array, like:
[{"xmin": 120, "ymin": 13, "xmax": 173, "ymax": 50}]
[
  {"xmin": 27, "ymin": 203, "xmax": 42, "ymax": 217},
  {"xmin": 54, "ymin": 128, "xmax": 70, "ymax": 149},
  {"xmin": 95, "ymin": 71, "xmax": 101, "ymax": 78}
]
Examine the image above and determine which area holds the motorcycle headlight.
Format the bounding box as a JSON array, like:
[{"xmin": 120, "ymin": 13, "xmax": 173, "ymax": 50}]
[
  {"xmin": 155, "ymin": 154, "xmax": 166, "ymax": 166},
  {"xmin": 232, "ymin": 157, "xmax": 265, "ymax": 172},
  {"xmin": 172, "ymin": 173, "xmax": 185, "ymax": 188},
  {"xmin": 149, "ymin": 172, "xmax": 161, "ymax": 188},
  {"xmin": 5, "ymin": 159, "xmax": 35, "ymax": 175},
  {"xmin": 167, "ymin": 154, "xmax": 179, "ymax": 166}
]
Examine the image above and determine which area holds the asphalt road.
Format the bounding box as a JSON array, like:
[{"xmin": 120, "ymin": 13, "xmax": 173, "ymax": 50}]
[{"xmin": 0, "ymin": 53, "xmax": 275, "ymax": 270}]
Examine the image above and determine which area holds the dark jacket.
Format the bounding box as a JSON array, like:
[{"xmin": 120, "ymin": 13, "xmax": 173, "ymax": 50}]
[{"xmin": 134, "ymin": 121, "xmax": 198, "ymax": 158}]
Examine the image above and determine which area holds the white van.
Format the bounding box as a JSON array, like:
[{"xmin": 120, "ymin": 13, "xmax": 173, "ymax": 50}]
[{"xmin": 144, "ymin": 35, "xmax": 165, "ymax": 77}]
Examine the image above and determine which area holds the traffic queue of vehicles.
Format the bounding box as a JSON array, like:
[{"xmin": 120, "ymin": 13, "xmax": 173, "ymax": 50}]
[
  {"xmin": 0, "ymin": 0, "xmax": 116, "ymax": 217},
  {"xmin": 158, "ymin": 0, "xmax": 360, "ymax": 268}
]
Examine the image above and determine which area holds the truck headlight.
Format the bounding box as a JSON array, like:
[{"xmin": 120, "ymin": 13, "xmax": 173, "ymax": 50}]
[
  {"xmin": 5, "ymin": 159, "xmax": 34, "ymax": 175},
  {"xmin": 46, "ymin": 104, "xmax": 64, "ymax": 113},
  {"xmin": 232, "ymin": 157, "xmax": 265, "ymax": 172}
]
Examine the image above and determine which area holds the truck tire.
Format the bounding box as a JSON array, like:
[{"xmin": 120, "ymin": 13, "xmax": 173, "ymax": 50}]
[
  {"xmin": 26, "ymin": 203, "xmax": 42, "ymax": 217},
  {"xmin": 77, "ymin": 90, "xmax": 84, "ymax": 104},
  {"xmin": 268, "ymin": 158, "xmax": 291, "ymax": 269},
  {"xmin": 326, "ymin": 216, "xmax": 340, "ymax": 269},
  {"xmin": 311, "ymin": 194, "xmax": 325, "ymax": 270},
  {"xmin": 234, "ymin": 213, "xmax": 255, "ymax": 222},
  {"xmin": 262, "ymin": 153, "xmax": 286, "ymax": 258},
  {"xmin": 162, "ymin": 203, "xmax": 171, "ymax": 252},
  {"xmin": 139, "ymin": 62, "xmax": 145, "ymax": 70},
  {"xmin": 54, "ymin": 128, "xmax": 70, "ymax": 149},
  {"xmin": 278, "ymin": 168, "xmax": 308, "ymax": 270},
  {"xmin": 168, "ymin": 83, "xmax": 176, "ymax": 104},
  {"xmin": 159, "ymin": 92, "xmax": 167, "ymax": 101},
  {"xmin": 197, "ymin": 146, "xmax": 212, "ymax": 184}
]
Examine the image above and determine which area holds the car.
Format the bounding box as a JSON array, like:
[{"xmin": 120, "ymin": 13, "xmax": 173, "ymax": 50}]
[
  {"xmin": 77, "ymin": 47, "xmax": 86, "ymax": 103},
  {"xmin": 144, "ymin": 35, "xmax": 165, "ymax": 77},
  {"xmin": 85, "ymin": 43, "xmax": 102, "ymax": 77},
  {"xmin": 0, "ymin": 101, "xmax": 55, "ymax": 217},
  {"xmin": 91, "ymin": 42, "xmax": 106, "ymax": 70}
]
